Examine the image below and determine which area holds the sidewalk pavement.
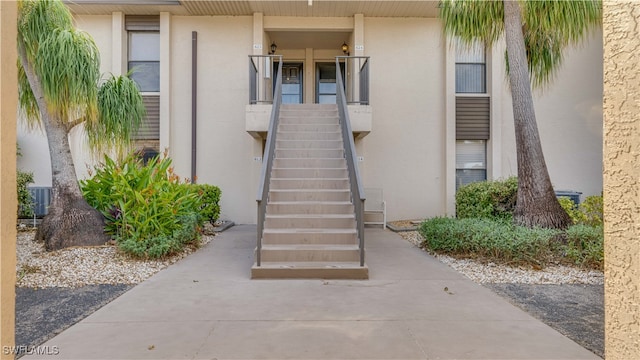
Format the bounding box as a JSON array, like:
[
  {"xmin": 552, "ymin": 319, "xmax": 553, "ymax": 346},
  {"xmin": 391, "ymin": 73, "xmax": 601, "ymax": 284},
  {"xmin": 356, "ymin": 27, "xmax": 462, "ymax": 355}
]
[{"xmin": 24, "ymin": 225, "xmax": 599, "ymax": 360}]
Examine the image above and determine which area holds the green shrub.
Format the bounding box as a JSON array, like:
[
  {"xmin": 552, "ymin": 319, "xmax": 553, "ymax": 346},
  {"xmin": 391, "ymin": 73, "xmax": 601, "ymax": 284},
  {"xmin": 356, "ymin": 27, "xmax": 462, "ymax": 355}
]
[
  {"xmin": 563, "ymin": 224, "xmax": 603, "ymax": 269},
  {"xmin": 456, "ymin": 177, "xmax": 518, "ymax": 221},
  {"xmin": 558, "ymin": 196, "xmax": 582, "ymax": 225},
  {"xmin": 418, "ymin": 217, "xmax": 560, "ymax": 266},
  {"xmin": 558, "ymin": 194, "xmax": 603, "ymax": 227},
  {"xmin": 191, "ymin": 184, "xmax": 221, "ymax": 223},
  {"xmin": 81, "ymin": 153, "xmax": 204, "ymax": 258},
  {"xmin": 17, "ymin": 171, "xmax": 34, "ymax": 218},
  {"xmin": 118, "ymin": 213, "xmax": 201, "ymax": 258},
  {"xmin": 580, "ymin": 195, "xmax": 603, "ymax": 227}
]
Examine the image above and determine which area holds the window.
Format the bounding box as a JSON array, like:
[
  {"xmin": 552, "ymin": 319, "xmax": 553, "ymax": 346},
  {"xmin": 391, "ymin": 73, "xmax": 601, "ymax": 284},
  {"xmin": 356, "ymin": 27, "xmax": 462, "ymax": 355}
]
[
  {"xmin": 455, "ymin": 41, "xmax": 486, "ymax": 93},
  {"xmin": 126, "ymin": 16, "xmax": 160, "ymax": 143},
  {"xmin": 128, "ymin": 32, "xmax": 160, "ymax": 92},
  {"xmin": 456, "ymin": 140, "xmax": 487, "ymax": 190},
  {"xmin": 455, "ymin": 40, "xmax": 489, "ymax": 188}
]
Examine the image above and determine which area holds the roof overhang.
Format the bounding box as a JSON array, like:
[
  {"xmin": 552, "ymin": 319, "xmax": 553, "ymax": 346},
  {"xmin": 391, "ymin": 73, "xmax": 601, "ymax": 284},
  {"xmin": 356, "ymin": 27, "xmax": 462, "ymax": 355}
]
[{"xmin": 65, "ymin": 1, "xmax": 439, "ymax": 17}]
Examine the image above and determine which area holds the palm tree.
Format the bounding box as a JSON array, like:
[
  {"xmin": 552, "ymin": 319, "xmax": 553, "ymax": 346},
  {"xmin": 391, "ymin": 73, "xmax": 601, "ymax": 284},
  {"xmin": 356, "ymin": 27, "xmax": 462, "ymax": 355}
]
[
  {"xmin": 440, "ymin": 0, "xmax": 601, "ymax": 229},
  {"xmin": 18, "ymin": 0, "xmax": 146, "ymax": 250}
]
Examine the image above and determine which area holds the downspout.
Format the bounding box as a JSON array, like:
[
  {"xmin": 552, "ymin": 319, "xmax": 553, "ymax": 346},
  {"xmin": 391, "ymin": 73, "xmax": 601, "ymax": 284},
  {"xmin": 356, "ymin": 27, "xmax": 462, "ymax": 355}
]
[{"xmin": 191, "ymin": 31, "xmax": 197, "ymax": 183}]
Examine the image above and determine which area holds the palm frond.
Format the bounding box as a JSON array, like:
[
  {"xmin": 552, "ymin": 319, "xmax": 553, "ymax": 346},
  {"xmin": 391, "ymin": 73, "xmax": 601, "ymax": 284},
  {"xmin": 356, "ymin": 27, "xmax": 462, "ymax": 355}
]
[
  {"xmin": 18, "ymin": 0, "xmax": 73, "ymax": 65},
  {"xmin": 35, "ymin": 27, "xmax": 100, "ymax": 124},
  {"xmin": 439, "ymin": 0, "xmax": 504, "ymax": 48},
  {"xmin": 523, "ymin": 0, "xmax": 602, "ymax": 88},
  {"xmin": 87, "ymin": 75, "xmax": 146, "ymax": 157},
  {"xmin": 439, "ymin": 0, "xmax": 601, "ymax": 89},
  {"xmin": 17, "ymin": 61, "xmax": 41, "ymax": 129}
]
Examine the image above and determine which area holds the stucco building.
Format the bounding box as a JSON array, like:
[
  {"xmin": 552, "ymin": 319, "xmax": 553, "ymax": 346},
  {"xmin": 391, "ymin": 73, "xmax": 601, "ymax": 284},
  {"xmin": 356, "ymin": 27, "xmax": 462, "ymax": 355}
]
[{"xmin": 17, "ymin": 0, "xmax": 603, "ymax": 224}]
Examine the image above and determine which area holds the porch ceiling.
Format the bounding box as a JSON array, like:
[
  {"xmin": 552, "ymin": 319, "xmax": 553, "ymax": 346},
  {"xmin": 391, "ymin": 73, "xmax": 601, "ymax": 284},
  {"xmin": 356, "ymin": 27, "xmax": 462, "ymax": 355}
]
[
  {"xmin": 269, "ymin": 31, "xmax": 350, "ymax": 50},
  {"xmin": 66, "ymin": 1, "xmax": 439, "ymax": 18}
]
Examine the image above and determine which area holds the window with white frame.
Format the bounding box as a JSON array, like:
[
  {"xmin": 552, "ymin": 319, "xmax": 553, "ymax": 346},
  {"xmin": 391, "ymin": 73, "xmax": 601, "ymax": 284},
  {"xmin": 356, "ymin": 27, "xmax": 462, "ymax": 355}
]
[
  {"xmin": 455, "ymin": 41, "xmax": 486, "ymax": 94},
  {"xmin": 126, "ymin": 16, "xmax": 160, "ymax": 143},
  {"xmin": 456, "ymin": 140, "xmax": 487, "ymax": 190},
  {"xmin": 128, "ymin": 31, "xmax": 160, "ymax": 92}
]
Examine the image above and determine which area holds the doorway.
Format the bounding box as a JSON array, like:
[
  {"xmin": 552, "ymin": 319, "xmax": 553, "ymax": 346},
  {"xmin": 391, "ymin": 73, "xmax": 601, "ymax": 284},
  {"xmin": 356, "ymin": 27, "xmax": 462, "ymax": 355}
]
[
  {"xmin": 275, "ymin": 62, "xmax": 303, "ymax": 104},
  {"xmin": 316, "ymin": 62, "xmax": 345, "ymax": 104}
]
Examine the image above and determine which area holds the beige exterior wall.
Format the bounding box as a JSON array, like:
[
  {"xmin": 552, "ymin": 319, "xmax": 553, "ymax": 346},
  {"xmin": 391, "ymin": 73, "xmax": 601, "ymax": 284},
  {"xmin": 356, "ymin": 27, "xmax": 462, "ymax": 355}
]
[
  {"xmin": 361, "ymin": 17, "xmax": 446, "ymax": 221},
  {"xmin": 497, "ymin": 29, "xmax": 604, "ymax": 198},
  {"xmin": 0, "ymin": 1, "xmax": 17, "ymax": 357},
  {"xmin": 603, "ymin": 2, "xmax": 640, "ymax": 358},
  {"xmin": 17, "ymin": 10, "xmax": 604, "ymax": 224},
  {"xmin": 169, "ymin": 16, "xmax": 259, "ymax": 223}
]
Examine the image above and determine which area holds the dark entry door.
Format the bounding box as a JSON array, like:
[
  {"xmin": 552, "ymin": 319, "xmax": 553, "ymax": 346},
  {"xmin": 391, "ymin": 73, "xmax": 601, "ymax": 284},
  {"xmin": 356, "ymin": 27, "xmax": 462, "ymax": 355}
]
[
  {"xmin": 316, "ymin": 62, "xmax": 345, "ymax": 104},
  {"xmin": 275, "ymin": 63, "xmax": 303, "ymax": 104}
]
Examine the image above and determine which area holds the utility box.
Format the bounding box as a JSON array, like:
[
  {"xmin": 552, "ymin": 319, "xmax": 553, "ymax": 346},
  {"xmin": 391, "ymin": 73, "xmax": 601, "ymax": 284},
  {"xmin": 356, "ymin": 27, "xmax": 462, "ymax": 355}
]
[
  {"xmin": 555, "ymin": 190, "xmax": 582, "ymax": 206},
  {"xmin": 28, "ymin": 186, "xmax": 51, "ymax": 218}
]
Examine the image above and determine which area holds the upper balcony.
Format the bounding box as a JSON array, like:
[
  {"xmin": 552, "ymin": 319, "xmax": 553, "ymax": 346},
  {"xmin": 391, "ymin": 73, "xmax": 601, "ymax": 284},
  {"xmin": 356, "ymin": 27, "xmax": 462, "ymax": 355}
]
[{"xmin": 246, "ymin": 55, "xmax": 372, "ymax": 139}]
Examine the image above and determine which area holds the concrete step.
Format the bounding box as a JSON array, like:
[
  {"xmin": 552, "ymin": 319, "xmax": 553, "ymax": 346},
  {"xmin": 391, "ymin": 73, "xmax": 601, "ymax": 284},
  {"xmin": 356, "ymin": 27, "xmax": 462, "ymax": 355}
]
[
  {"xmin": 281, "ymin": 103, "xmax": 337, "ymax": 111},
  {"xmin": 271, "ymin": 168, "xmax": 348, "ymax": 179},
  {"xmin": 258, "ymin": 244, "xmax": 360, "ymax": 262},
  {"xmin": 262, "ymin": 228, "xmax": 357, "ymax": 245},
  {"xmin": 275, "ymin": 148, "xmax": 344, "ymax": 159},
  {"xmin": 276, "ymin": 140, "xmax": 343, "ymax": 149},
  {"xmin": 254, "ymin": 102, "xmax": 366, "ymax": 280},
  {"xmin": 273, "ymin": 158, "xmax": 346, "ymax": 168},
  {"xmin": 266, "ymin": 201, "xmax": 354, "ymax": 215},
  {"xmin": 279, "ymin": 116, "xmax": 338, "ymax": 125},
  {"xmin": 269, "ymin": 178, "xmax": 350, "ymax": 190},
  {"xmin": 278, "ymin": 124, "xmax": 340, "ymax": 132},
  {"xmin": 277, "ymin": 131, "xmax": 342, "ymax": 140},
  {"xmin": 264, "ymin": 214, "xmax": 356, "ymax": 229},
  {"xmin": 251, "ymin": 261, "xmax": 368, "ymax": 279},
  {"xmin": 268, "ymin": 189, "xmax": 351, "ymax": 202}
]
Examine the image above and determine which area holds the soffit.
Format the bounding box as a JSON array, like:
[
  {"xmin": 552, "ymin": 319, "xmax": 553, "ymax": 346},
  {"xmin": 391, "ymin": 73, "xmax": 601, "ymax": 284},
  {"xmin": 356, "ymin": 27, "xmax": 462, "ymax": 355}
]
[
  {"xmin": 269, "ymin": 31, "xmax": 351, "ymax": 49},
  {"xmin": 66, "ymin": 1, "xmax": 438, "ymax": 17}
]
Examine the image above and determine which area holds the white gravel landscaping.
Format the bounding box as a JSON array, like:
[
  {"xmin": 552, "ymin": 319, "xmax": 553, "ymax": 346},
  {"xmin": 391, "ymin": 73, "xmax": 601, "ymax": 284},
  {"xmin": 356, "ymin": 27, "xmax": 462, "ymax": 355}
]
[
  {"xmin": 16, "ymin": 230, "xmax": 212, "ymax": 288},
  {"xmin": 16, "ymin": 228, "xmax": 603, "ymax": 288},
  {"xmin": 398, "ymin": 230, "xmax": 604, "ymax": 285}
]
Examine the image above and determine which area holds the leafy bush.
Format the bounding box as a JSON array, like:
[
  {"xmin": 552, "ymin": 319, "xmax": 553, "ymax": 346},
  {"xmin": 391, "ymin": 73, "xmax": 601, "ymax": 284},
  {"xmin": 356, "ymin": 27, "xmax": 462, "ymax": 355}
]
[
  {"xmin": 456, "ymin": 177, "xmax": 518, "ymax": 221},
  {"xmin": 558, "ymin": 196, "xmax": 582, "ymax": 225},
  {"xmin": 563, "ymin": 224, "xmax": 603, "ymax": 269},
  {"xmin": 419, "ymin": 217, "xmax": 560, "ymax": 266},
  {"xmin": 558, "ymin": 194, "xmax": 603, "ymax": 227},
  {"xmin": 580, "ymin": 195, "xmax": 603, "ymax": 227},
  {"xmin": 81, "ymin": 153, "xmax": 205, "ymax": 258},
  {"xmin": 191, "ymin": 184, "xmax": 221, "ymax": 223},
  {"xmin": 118, "ymin": 213, "xmax": 201, "ymax": 258},
  {"xmin": 17, "ymin": 171, "xmax": 34, "ymax": 218}
]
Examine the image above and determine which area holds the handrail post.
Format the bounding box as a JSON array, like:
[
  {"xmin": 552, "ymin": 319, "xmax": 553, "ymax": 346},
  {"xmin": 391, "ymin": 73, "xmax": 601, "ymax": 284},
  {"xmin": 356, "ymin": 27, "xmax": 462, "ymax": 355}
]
[{"xmin": 253, "ymin": 55, "xmax": 283, "ymax": 267}]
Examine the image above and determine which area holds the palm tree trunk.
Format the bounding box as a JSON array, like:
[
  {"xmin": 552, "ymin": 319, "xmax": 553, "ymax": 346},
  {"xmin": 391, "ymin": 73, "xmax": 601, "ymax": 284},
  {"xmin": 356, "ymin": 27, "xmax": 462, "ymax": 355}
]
[
  {"xmin": 18, "ymin": 39, "xmax": 109, "ymax": 250},
  {"xmin": 503, "ymin": 0, "xmax": 571, "ymax": 229}
]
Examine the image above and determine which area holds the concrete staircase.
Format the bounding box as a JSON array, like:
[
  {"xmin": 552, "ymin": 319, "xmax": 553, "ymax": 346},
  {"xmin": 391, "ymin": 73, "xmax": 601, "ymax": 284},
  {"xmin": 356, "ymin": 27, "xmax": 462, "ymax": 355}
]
[{"xmin": 251, "ymin": 104, "xmax": 368, "ymax": 279}]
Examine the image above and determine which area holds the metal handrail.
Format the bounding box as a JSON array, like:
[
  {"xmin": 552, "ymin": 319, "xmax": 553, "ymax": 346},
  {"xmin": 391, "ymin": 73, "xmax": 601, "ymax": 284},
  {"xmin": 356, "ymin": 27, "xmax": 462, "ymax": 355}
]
[
  {"xmin": 335, "ymin": 57, "xmax": 366, "ymax": 266},
  {"xmin": 255, "ymin": 57, "xmax": 283, "ymax": 267}
]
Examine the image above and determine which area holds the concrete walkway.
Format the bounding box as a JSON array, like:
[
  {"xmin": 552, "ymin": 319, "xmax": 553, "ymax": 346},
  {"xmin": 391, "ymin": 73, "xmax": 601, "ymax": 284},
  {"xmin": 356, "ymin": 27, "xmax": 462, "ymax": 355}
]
[{"xmin": 25, "ymin": 225, "xmax": 599, "ymax": 359}]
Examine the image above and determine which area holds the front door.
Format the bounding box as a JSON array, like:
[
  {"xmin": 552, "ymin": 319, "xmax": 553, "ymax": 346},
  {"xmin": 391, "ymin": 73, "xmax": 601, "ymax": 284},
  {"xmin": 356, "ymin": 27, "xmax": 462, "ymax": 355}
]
[
  {"xmin": 316, "ymin": 62, "xmax": 345, "ymax": 104},
  {"xmin": 276, "ymin": 63, "xmax": 303, "ymax": 104}
]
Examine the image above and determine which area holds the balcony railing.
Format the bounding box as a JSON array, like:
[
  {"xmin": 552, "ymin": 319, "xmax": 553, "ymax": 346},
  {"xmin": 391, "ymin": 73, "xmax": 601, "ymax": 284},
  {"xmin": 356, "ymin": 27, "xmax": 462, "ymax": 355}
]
[
  {"xmin": 249, "ymin": 55, "xmax": 283, "ymax": 104},
  {"xmin": 337, "ymin": 56, "xmax": 370, "ymax": 105}
]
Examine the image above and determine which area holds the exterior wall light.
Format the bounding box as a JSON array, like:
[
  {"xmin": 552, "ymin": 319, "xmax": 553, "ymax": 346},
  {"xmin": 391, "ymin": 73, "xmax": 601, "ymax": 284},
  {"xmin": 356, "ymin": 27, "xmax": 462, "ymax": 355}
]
[
  {"xmin": 270, "ymin": 43, "xmax": 277, "ymax": 54},
  {"xmin": 342, "ymin": 42, "xmax": 350, "ymax": 56}
]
